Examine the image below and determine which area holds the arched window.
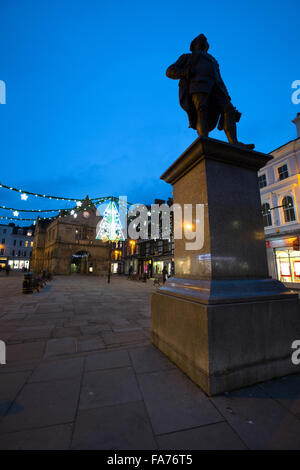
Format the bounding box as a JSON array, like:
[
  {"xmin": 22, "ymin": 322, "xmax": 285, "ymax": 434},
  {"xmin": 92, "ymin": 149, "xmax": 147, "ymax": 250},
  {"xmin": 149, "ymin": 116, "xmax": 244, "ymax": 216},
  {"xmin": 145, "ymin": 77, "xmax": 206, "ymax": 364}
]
[
  {"xmin": 262, "ymin": 203, "xmax": 272, "ymax": 227},
  {"xmin": 282, "ymin": 196, "xmax": 296, "ymax": 223}
]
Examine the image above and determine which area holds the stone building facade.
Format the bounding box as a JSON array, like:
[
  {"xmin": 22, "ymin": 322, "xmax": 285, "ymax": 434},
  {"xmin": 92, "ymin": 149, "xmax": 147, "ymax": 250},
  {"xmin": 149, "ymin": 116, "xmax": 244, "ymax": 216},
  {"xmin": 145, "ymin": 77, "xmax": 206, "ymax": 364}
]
[
  {"xmin": 259, "ymin": 113, "xmax": 300, "ymax": 288},
  {"xmin": 120, "ymin": 198, "xmax": 175, "ymax": 277},
  {"xmin": 31, "ymin": 200, "xmax": 109, "ymax": 276},
  {"xmin": 0, "ymin": 223, "xmax": 35, "ymax": 270}
]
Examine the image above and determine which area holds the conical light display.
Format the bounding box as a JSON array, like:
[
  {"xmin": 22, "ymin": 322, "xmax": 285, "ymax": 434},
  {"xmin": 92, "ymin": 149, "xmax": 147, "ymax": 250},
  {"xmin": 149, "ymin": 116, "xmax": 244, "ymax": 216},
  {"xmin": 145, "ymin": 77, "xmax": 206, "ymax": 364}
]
[{"xmin": 96, "ymin": 200, "xmax": 125, "ymax": 242}]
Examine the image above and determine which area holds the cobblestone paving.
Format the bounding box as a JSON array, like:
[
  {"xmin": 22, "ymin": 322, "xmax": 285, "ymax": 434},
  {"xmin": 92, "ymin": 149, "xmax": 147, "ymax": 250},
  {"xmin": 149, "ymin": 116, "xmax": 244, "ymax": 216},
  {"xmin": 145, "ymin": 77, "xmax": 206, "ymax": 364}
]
[{"xmin": 0, "ymin": 273, "xmax": 300, "ymax": 449}]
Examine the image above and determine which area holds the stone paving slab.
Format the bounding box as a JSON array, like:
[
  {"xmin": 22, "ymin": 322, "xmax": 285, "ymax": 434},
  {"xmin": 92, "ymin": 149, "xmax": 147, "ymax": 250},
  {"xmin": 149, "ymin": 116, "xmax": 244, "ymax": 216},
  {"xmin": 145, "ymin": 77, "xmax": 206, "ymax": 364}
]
[
  {"xmin": 6, "ymin": 341, "xmax": 46, "ymax": 362},
  {"xmin": 129, "ymin": 344, "xmax": 177, "ymax": 374},
  {"xmin": 7, "ymin": 326, "xmax": 53, "ymax": 342},
  {"xmin": 137, "ymin": 368, "xmax": 224, "ymax": 435},
  {"xmin": 0, "ymin": 274, "xmax": 300, "ymax": 449},
  {"xmin": 44, "ymin": 337, "xmax": 77, "ymax": 357},
  {"xmin": 0, "ymin": 371, "xmax": 31, "ymax": 402},
  {"xmin": 28, "ymin": 357, "xmax": 84, "ymax": 383},
  {"xmin": 0, "ymin": 423, "xmax": 73, "ymax": 450},
  {"xmin": 77, "ymin": 335, "xmax": 106, "ymax": 352},
  {"xmin": 79, "ymin": 367, "xmax": 142, "ymax": 410},
  {"xmin": 156, "ymin": 422, "xmax": 247, "ymax": 450},
  {"xmin": 71, "ymin": 401, "xmax": 157, "ymax": 450},
  {"xmin": 85, "ymin": 349, "xmax": 131, "ymax": 372},
  {"xmin": 0, "ymin": 378, "xmax": 81, "ymax": 433},
  {"xmin": 211, "ymin": 385, "xmax": 300, "ymax": 450},
  {"xmin": 259, "ymin": 374, "xmax": 300, "ymax": 418}
]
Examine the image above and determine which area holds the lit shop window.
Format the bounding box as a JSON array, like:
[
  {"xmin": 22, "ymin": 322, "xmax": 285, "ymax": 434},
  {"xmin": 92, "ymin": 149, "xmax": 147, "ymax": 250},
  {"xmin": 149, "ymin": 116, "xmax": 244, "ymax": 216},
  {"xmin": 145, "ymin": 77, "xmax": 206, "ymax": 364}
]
[
  {"xmin": 275, "ymin": 249, "xmax": 300, "ymax": 283},
  {"xmin": 294, "ymin": 261, "xmax": 300, "ymax": 279},
  {"xmin": 25, "ymin": 241, "xmax": 28, "ymax": 247}
]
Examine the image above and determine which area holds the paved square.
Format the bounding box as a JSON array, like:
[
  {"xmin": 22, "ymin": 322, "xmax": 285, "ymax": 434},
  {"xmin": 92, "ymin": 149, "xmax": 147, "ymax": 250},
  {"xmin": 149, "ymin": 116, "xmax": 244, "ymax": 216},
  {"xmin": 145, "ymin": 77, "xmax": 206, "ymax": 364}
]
[{"xmin": 0, "ymin": 273, "xmax": 300, "ymax": 449}]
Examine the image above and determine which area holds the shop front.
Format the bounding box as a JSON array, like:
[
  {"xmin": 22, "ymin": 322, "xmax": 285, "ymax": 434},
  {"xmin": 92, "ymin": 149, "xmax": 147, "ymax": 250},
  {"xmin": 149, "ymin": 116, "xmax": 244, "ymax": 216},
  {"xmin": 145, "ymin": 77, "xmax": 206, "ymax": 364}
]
[
  {"xmin": 266, "ymin": 236, "xmax": 300, "ymax": 288},
  {"xmin": 8, "ymin": 259, "xmax": 30, "ymax": 270},
  {"xmin": 142, "ymin": 259, "xmax": 153, "ymax": 277},
  {"xmin": 125, "ymin": 258, "xmax": 138, "ymax": 275},
  {"xmin": 111, "ymin": 262, "xmax": 123, "ymax": 274},
  {"xmin": 152, "ymin": 258, "xmax": 174, "ymax": 277},
  {"xmin": 0, "ymin": 257, "xmax": 8, "ymax": 269}
]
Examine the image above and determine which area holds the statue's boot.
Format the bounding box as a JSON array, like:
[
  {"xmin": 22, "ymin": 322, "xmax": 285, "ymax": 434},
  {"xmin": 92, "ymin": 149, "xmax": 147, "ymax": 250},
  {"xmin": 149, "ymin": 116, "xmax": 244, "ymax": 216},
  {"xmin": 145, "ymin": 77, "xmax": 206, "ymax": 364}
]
[{"xmin": 223, "ymin": 114, "xmax": 255, "ymax": 150}]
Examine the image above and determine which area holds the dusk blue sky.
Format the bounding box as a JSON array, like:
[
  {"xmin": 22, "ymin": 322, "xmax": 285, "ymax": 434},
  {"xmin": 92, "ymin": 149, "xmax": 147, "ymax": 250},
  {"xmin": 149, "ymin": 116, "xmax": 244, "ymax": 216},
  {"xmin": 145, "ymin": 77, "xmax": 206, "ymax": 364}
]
[{"xmin": 0, "ymin": 0, "xmax": 299, "ymax": 223}]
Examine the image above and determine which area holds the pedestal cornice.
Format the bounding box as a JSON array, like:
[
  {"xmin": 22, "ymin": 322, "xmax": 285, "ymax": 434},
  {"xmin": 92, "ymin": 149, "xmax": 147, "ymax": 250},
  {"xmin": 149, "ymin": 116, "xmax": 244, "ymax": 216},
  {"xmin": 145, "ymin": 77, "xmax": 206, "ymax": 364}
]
[{"xmin": 161, "ymin": 137, "xmax": 273, "ymax": 185}]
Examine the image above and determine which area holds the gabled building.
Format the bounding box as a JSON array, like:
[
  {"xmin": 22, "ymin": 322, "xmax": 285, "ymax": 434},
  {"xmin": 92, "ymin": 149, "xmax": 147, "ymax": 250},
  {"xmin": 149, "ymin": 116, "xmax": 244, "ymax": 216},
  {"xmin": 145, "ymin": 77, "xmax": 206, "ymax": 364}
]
[{"xmin": 31, "ymin": 197, "xmax": 109, "ymax": 275}]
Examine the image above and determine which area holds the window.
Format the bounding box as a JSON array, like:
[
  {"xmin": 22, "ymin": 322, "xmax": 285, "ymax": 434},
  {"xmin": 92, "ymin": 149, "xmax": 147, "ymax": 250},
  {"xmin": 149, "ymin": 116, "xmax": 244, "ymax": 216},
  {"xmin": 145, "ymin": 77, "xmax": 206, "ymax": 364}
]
[
  {"xmin": 278, "ymin": 164, "xmax": 289, "ymax": 181},
  {"xmin": 13, "ymin": 240, "xmax": 16, "ymax": 246},
  {"xmin": 23, "ymin": 251, "xmax": 26, "ymax": 257},
  {"xmin": 30, "ymin": 241, "xmax": 33, "ymax": 247},
  {"xmin": 19, "ymin": 240, "xmax": 22, "ymax": 246},
  {"xmin": 0, "ymin": 249, "xmax": 4, "ymax": 255},
  {"xmin": 12, "ymin": 250, "xmax": 15, "ymax": 256},
  {"xmin": 1, "ymin": 238, "xmax": 5, "ymax": 244},
  {"xmin": 25, "ymin": 241, "xmax": 28, "ymax": 247},
  {"xmin": 282, "ymin": 196, "xmax": 296, "ymax": 223},
  {"xmin": 3, "ymin": 229, "xmax": 6, "ymax": 234},
  {"xmin": 18, "ymin": 250, "xmax": 21, "ymax": 256},
  {"xmin": 262, "ymin": 203, "xmax": 272, "ymax": 227},
  {"xmin": 258, "ymin": 174, "xmax": 267, "ymax": 189}
]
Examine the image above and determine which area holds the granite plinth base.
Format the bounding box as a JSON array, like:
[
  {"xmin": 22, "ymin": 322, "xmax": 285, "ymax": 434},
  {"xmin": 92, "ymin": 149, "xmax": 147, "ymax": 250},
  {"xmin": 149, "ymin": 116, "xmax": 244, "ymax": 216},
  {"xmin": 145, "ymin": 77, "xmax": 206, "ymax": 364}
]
[{"xmin": 151, "ymin": 281, "xmax": 300, "ymax": 396}]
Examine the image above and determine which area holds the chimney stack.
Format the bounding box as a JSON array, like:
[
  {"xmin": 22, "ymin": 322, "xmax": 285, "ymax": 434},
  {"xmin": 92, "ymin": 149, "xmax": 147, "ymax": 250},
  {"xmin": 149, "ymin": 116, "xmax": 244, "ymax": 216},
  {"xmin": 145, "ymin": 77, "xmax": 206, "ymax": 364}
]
[{"xmin": 292, "ymin": 113, "xmax": 300, "ymax": 138}]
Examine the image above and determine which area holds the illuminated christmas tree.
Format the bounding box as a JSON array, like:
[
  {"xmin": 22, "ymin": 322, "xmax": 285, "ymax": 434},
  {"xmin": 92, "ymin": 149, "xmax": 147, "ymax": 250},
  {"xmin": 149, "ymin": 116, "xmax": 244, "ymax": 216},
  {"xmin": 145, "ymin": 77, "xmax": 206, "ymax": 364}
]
[{"xmin": 96, "ymin": 199, "xmax": 125, "ymax": 242}]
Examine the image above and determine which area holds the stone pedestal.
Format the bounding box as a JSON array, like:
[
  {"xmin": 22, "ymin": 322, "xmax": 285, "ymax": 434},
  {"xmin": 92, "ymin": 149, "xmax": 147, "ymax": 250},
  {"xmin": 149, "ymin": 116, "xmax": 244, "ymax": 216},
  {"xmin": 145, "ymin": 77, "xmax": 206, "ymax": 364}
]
[{"xmin": 151, "ymin": 137, "xmax": 300, "ymax": 396}]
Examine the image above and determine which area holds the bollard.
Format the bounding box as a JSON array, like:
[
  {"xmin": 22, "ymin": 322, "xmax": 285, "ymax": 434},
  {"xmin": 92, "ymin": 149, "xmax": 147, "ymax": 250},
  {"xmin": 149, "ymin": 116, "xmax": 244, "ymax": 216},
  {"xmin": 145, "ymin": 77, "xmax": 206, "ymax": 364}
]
[{"xmin": 22, "ymin": 272, "xmax": 34, "ymax": 294}]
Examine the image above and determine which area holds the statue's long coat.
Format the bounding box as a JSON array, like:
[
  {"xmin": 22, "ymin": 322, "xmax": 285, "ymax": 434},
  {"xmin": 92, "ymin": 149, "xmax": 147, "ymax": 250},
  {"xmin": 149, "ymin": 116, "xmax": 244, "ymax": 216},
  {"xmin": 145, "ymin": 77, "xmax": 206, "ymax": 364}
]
[{"xmin": 166, "ymin": 51, "xmax": 230, "ymax": 131}]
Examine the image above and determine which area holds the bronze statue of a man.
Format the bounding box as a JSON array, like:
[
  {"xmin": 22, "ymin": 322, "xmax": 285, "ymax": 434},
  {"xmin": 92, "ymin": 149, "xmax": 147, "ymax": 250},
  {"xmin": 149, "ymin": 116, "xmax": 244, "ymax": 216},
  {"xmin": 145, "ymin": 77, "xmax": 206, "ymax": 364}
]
[{"xmin": 166, "ymin": 34, "xmax": 254, "ymax": 149}]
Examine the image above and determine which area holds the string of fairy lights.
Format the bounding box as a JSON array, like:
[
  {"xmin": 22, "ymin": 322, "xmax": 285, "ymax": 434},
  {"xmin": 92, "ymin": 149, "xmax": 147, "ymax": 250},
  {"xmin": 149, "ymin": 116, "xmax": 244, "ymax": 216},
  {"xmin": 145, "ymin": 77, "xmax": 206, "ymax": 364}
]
[{"xmin": 0, "ymin": 181, "xmax": 133, "ymax": 224}]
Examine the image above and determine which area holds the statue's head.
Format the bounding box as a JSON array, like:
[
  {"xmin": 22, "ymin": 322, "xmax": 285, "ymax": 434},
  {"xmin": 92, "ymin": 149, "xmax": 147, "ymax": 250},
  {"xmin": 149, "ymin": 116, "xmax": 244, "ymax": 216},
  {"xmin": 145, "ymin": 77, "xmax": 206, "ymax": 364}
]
[{"xmin": 190, "ymin": 34, "xmax": 209, "ymax": 52}]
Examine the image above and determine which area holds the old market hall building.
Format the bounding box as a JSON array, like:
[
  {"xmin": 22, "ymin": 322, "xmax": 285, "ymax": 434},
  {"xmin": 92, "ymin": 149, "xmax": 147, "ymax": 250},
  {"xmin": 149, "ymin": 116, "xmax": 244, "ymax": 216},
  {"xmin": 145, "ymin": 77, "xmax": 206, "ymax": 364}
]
[
  {"xmin": 31, "ymin": 197, "xmax": 109, "ymax": 276},
  {"xmin": 259, "ymin": 113, "xmax": 300, "ymax": 288}
]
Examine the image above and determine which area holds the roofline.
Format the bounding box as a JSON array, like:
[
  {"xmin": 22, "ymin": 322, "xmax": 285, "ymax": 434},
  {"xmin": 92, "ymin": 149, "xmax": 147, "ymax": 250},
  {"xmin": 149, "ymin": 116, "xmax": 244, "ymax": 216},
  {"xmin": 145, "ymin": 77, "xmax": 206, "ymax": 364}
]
[{"xmin": 269, "ymin": 136, "xmax": 300, "ymax": 154}]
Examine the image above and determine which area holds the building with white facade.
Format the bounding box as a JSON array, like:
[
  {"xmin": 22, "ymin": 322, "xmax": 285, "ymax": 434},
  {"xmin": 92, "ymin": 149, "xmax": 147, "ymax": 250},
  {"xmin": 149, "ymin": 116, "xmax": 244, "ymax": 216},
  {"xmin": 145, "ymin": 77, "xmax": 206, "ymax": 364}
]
[
  {"xmin": 0, "ymin": 223, "xmax": 35, "ymax": 270},
  {"xmin": 259, "ymin": 113, "xmax": 300, "ymax": 288}
]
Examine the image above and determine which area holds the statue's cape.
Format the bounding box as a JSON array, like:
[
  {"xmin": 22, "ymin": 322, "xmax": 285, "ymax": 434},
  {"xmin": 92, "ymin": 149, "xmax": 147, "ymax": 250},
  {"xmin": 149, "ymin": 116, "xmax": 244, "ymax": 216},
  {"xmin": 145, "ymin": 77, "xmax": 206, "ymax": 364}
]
[{"xmin": 178, "ymin": 78, "xmax": 224, "ymax": 131}]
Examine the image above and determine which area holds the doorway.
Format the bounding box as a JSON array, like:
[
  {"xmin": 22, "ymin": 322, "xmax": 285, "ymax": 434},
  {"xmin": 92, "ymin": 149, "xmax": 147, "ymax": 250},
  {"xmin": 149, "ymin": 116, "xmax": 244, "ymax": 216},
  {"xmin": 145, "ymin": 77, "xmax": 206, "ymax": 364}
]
[{"xmin": 70, "ymin": 251, "xmax": 92, "ymax": 274}]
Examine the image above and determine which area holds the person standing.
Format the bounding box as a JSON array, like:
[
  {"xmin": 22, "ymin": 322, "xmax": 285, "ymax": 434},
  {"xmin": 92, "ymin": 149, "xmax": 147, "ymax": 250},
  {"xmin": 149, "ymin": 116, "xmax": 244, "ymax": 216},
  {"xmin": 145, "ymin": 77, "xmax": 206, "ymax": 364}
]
[{"xmin": 162, "ymin": 266, "xmax": 168, "ymax": 284}]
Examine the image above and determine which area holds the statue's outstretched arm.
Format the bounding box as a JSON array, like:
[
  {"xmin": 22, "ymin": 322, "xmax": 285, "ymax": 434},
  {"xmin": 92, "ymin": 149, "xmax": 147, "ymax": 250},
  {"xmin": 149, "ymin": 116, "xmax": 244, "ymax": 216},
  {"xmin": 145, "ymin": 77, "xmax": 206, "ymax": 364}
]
[{"xmin": 166, "ymin": 54, "xmax": 189, "ymax": 80}]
